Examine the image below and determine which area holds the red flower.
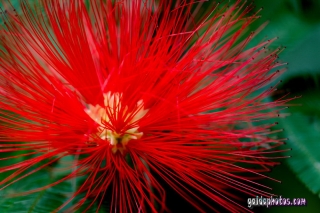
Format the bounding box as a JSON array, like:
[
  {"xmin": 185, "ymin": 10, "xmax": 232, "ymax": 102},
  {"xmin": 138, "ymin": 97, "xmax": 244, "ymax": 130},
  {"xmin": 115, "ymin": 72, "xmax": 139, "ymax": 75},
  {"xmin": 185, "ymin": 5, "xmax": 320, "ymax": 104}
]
[{"xmin": 0, "ymin": 0, "xmax": 289, "ymax": 212}]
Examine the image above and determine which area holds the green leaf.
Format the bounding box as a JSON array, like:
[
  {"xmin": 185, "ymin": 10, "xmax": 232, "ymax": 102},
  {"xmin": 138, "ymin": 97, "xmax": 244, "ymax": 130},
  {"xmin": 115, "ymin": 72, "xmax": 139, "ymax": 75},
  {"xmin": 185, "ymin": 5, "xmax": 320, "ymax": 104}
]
[
  {"xmin": 281, "ymin": 113, "xmax": 320, "ymax": 196},
  {"xmin": 0, "ymin": 158, "xmax": 72, "ymax": 213},
  {"xmin": 248, "ymin": 0, "xmax": 320, "ymax": 80},
  {"xmin": 258, "ymin": 163, "xmax": 320, "ymax": 213},
  {"xmin": 274, "ymin": 74, "xmax": 320, "ymax": 198},
  {"xmin": 0, "ymin": 156, "xmax": 109, "ymax": 213}
]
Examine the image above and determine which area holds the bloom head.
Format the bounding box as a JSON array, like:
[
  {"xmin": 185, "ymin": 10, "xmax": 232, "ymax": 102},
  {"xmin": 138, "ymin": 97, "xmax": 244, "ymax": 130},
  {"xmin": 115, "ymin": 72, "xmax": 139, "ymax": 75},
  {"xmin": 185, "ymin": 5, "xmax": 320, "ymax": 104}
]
[{"xmin": 0, "ymin": 0, "xmax": 290, "ymax": 212}]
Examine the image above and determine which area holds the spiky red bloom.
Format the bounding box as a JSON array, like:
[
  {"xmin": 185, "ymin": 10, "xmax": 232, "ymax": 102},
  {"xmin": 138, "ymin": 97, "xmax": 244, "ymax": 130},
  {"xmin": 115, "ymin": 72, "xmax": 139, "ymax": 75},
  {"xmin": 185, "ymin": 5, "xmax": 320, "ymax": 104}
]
[{"xmin": 0, "ymin": 0, "xmax": 290, "ymax": 212}]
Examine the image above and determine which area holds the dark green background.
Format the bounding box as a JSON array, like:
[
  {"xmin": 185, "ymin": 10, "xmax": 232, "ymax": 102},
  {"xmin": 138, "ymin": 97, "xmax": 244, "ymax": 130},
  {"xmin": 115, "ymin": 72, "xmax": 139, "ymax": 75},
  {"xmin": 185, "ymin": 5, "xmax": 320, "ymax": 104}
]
[{"xmin": 248, "ymin": 0, "xmax": 320, "ymax": 212}]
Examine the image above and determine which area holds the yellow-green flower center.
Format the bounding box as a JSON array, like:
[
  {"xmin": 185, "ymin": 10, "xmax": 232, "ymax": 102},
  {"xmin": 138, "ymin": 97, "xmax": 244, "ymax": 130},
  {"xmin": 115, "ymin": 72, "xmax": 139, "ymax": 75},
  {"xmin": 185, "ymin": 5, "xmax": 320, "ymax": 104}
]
[{"xmin": 85, "ymin": 92, "xmax": 148, "ymax": 154}]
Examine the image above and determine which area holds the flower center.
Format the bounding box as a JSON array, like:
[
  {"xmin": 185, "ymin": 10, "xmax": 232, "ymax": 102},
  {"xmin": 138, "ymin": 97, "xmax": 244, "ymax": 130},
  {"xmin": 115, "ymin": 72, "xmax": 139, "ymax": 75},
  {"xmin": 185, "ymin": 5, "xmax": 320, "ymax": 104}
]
[{"xmin": 85, "ymin": 92, "xmax": 148, "ymax": 154}]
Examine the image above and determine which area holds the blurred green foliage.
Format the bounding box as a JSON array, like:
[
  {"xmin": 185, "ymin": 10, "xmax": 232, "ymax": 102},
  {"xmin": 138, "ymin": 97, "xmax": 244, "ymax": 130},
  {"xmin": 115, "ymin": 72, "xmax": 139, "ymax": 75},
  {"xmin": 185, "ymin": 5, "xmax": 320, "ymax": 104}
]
[{"xmin": 250, "ymin": 0, "xmax": 320, "ymax": 212}]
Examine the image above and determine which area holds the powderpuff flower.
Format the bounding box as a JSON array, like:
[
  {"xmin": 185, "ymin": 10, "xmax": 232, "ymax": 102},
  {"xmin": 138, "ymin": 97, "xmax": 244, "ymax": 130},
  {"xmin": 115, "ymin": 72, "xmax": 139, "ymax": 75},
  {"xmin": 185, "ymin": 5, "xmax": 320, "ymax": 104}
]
[{"xmin": 0, "ymin": 0, "xmax": 290, "ymax": 212}]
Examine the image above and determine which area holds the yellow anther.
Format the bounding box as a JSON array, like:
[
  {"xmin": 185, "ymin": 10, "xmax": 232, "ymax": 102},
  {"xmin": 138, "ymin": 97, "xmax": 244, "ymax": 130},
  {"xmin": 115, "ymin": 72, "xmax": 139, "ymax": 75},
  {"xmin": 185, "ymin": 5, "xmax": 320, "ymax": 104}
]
[{"xmin": 85, "ymin": 92, "xmax": 148, "ymax": 153}]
